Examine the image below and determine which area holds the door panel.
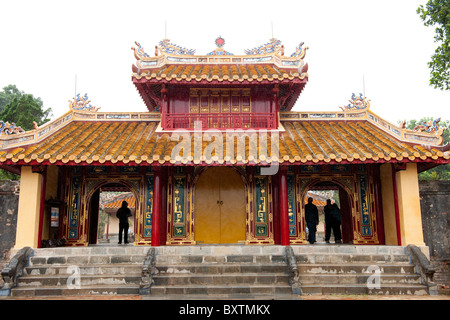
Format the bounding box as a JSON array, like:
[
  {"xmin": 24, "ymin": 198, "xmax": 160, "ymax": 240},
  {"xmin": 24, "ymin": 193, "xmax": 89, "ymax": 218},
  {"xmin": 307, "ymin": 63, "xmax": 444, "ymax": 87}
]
[
  {"xmin": 194, "ymin": 167, "xmax": 246, "ymax": 244},
  {"xmin": 194, "ymin": 168, "xmax": 221, "ymax": 243},
  {"xmin": 219, "ymin": 168, "xmax": 246, "ymax": 243}
]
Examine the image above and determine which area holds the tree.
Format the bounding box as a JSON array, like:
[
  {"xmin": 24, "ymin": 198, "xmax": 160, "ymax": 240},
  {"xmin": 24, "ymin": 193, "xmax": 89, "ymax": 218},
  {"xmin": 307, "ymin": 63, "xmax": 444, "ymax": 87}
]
[
  {"xmin": 0, "ymin": 85, "xmax": 53, "ymax": 179},
  {"xmin": 417, "ymin": 0, "xmax": 450, "ymax": 90},
  {"xmin": 0, "ymin": 84, "xmax": 22, "ymax": 112},
  {"xmin": 0, "ymin": 94, "xmax": 52, "ymax": 131},
  {"xmin": 403, "ymin": 117, "xmax": 450, "ymax": 180}
]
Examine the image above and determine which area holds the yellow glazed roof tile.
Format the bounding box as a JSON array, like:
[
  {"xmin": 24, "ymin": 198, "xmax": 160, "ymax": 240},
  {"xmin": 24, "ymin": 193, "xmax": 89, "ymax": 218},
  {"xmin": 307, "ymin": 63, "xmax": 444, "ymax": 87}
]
[{"xmin": 0, "ymin": 117, "xmax": 448, "ymax": 166}]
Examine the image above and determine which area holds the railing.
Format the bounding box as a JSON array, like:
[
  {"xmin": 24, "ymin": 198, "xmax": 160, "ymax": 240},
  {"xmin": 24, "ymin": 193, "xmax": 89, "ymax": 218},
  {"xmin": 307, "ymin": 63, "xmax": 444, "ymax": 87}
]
[
  {"xmin": 285, "ymin": 246, "xmax": 302, "ymax": 295},
  {"xmin": 163, "ymin": 112, "xmax": 277, "ymax": 130},
  {"xmin": 405, "ymin": 245, "xmax": 438, "ymax": 295},
  {"xmin": 0, "ymin": 247, "xmax": 33, "ymax": 296},
  {"xmin": 139, "ymin": 247, "xmax": 157, "ymax": 295}
]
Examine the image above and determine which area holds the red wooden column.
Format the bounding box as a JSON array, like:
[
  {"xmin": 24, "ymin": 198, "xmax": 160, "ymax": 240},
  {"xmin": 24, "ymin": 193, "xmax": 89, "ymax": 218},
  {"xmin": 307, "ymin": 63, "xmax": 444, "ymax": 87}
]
[
  {"xmin": 279, "ymin": 167, "xmax": 290, "ymax": 245},
  {"xmin": 272, "ymin": 173, "xmax": 280, "ymax": 245},
  {"xmin": 151, "ymin": 168, "xmax": 162, "ymax": 246}
]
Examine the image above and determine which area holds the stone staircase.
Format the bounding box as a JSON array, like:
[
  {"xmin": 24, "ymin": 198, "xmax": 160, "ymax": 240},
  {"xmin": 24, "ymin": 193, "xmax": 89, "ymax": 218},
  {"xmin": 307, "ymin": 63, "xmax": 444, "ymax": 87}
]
[
  {"xmin": 291, "ymin": 245, "xmax": 429, "ymax": 295},
  {"xmin": 148, "ymin": 245, "xmax": 292, "ymax": 299},
  {"xmin": 10, "ymin": 246, "xmax": 148, "ymax": 297},
  {"xmin": 2, "ymin": 244, "xmax": 432, "ymax": 298}
]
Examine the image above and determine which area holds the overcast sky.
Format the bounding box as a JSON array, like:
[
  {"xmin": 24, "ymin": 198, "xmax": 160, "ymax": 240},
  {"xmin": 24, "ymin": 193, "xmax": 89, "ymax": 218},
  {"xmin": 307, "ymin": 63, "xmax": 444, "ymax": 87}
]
[{"xmin": 1, "ymin": 0, "xmax": 449, "ymax": 125}]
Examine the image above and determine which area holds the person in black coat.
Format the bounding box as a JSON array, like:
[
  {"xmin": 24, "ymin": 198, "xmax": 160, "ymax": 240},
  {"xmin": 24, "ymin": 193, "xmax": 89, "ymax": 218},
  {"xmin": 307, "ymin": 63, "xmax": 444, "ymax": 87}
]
[
  {"xmin": 324, "ymin": 199, "xmax": 333, "ymax": 243},
  {"xmin": 116, "ymin": 201, "xmax": 132, "ymax": 244},
  {"xmin": 305, "ymin": 197, "xmax": 319, "ymax": 244},
  {"xmin": 324, "ymin": 199, "xmax": 342, "ymax": 244}
]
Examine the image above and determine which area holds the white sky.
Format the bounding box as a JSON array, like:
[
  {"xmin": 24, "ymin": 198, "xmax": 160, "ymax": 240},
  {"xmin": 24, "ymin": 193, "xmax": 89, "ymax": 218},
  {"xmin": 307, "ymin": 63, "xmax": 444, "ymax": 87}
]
[{"xmin": 0, "ymin": 0, "xmax": 449, "ymax": 125}]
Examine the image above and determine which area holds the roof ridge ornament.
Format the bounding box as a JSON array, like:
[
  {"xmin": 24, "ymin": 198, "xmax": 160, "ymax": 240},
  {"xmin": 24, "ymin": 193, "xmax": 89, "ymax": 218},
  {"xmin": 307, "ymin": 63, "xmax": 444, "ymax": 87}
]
[
  {"xmin": 0, "ymin": 121, "xmax": 25, "ymax": 136},
  {"xmin": 245, "ymin": 38, "xmax": 282, "ymax": 55},
  {"xmin": 131, "ymin": 41, "xmax": 151, "ymax": 60},
  {"xmin": 290, "ymin": 42, "xmax": 308, "ymax": 58},
  {"xmin": 158, "ymin": 39, "xmax": 196, "ymax": 55},
  {"xmin": 340, "ymin": 93, "xmax": 371, "ymax": 111},
  {"xmin": 69, "ymin": 93, "xmax": 100, "ymax": 112},
  {"xmin": 413, "ymin": 118, "xmax": 446, "ymax": 136},
  {"xmin": 207, "ymin": 36, "xmax": 234, "ymax": 56}
]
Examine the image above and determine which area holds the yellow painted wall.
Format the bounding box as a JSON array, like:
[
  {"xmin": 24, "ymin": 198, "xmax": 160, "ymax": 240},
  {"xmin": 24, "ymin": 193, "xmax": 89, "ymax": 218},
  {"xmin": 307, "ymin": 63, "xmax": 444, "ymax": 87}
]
[
  {"xmin": 15, "ymin": 166, "xmax": 43, "ymax": 248},
  {"xmin": 396, "ymin": 163, "xmax": 425, "ymax": 246},
  {"xmin": 380, "ymin": 164, "xmax": 398, "ymax": 245}
]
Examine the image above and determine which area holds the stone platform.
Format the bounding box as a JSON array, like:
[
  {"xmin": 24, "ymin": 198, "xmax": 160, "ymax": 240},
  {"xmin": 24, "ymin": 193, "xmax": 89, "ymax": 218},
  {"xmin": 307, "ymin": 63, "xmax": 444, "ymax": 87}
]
[{"xmin": 2, "ymin": 244, "xmax": 432, "ymax": 298}]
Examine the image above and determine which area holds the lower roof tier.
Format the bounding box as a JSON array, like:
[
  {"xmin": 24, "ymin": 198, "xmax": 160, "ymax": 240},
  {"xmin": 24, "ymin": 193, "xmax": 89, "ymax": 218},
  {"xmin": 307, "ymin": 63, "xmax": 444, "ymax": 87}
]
[{"xmin": 0, "ymin": 111, "xmax": 448, "ymax": 168}]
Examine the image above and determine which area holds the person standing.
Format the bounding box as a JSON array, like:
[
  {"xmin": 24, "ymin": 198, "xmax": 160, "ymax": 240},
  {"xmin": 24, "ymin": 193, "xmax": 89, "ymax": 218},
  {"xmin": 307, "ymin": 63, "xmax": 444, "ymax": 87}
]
[
  {"xmin": 324, "ymin": 199, "xmax": 342, "ymax": 244},
  {"xmin": 330, "ymin": 199, "xmax": 342, "ymax": 244},
  {"xmin": 305, "ymin": 197, "xmax": 319, "ymax": 244},
  {"xmin": 116, "ymin": 201, "xmax": 132, "ymax": 244},
  {"xmin": 324, "ymin": 199, "xmax": 333, "ymax": 243}
]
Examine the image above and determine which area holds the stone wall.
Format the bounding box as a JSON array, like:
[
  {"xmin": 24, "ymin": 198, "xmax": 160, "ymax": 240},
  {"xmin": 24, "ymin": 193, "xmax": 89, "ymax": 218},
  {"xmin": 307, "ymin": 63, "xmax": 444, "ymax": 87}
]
[
  {"xmin": 419, "ymin": 180, "xmax": 450, "ymax": 289},
  {"xmin": 0, "ymin": 180, "xmax": 19, "ymax": 260}
]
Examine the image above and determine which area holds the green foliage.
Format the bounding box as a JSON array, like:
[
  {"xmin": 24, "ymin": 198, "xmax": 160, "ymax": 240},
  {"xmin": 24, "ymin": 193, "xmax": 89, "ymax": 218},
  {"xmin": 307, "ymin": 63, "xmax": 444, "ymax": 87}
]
[
  {"xmin": 0, "ymin": 84, "xmax": 53, "ymax": 180},
  {"xmin": 417, "ymin": 0, "xmax": 450, "ymax": 90},
  {"xmin": 403, "ymin": 117, "xmax": 450, "ymax": 180},
  {"xmin": 0, "ymin": 84, "xmax": 22, "ymax": 112},
  {"xmin": 0, "ymin": 94, "xmax": 52, "ymax": 131}
]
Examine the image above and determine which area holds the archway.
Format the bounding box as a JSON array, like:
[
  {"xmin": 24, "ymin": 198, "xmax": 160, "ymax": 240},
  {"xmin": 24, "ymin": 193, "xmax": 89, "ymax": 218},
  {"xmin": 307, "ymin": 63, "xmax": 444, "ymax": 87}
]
[
  {"xmin": 87, "ymin": 182, "xmax": 137, "ymax": 245},
  {"xmin": 194, "ymin": 167, "xmax": 246, "ymax": 244},
  {"xmin": 304, "ymin": 180, "xmax": 354, "ymax": 244}
]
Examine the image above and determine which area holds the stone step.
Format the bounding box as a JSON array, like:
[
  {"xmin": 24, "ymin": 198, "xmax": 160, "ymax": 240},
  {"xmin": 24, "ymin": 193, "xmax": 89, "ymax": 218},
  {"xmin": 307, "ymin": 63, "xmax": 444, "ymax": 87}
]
[
  {"xmin": 16, "ymin": 273, "xmax": 142, "ymax": 287},
  {"xmin": 301, "ymin": 284, "xmax": 429, "ymax": 296},
  {"xmin": 154, "ymin": 245, "xmax": 286, "ymax": 256},
  {"xmin": 150, "ymin": 284, "xmax": 292, "ymax": 296},
  {"xmin": 155, "ymin": 263, "xmax": 287, "ymax": 275},
  {"xmin": 294, "ymin": 254, "xmax": 411, "ymax": 264},
  {"xmin": 290, "ymin": 245, "xmax": 408, "ymax": 255},
  {"xmin": 29, "ymin": 254, "xmax": 146, "ymax": 266},
  {"xmin": 29, "ymin": 246, "xmax": 149, "ymax": 256},
  {"xmin": 152, "ymin": 273, "xmax": 289, "ymax": 286},
  {"xmin": 155, "ymin": 254, "xmax": 286, "ymax": 264},
  {"xmin": 24, "ymin": 263, "xmax": 143, "ymax": 276},
  {"xmin": 296, "ymin": 263, "xmax": 416, "ymax": 274},
  {"xmin": 11, "ymin": 284, "xmax": 140, "ymax": 297},
  {"xmin": 6, "ymin": 244, "xmax": 431, "ymax": 298},
  {"xmin": 297, "ymin": 273, "xmax": 421, "ymax": 285}
]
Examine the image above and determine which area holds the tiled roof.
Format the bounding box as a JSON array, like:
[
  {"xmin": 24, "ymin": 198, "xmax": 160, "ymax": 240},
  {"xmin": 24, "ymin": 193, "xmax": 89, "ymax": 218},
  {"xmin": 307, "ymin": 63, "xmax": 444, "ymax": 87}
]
[
  {"xmin": 0, "ymin": 114, "xmax": 448, "ymax": 166},
  {"xmin": 102, "ymin": 193, "xmax": 136, "ymax": 210},
  {"xmin": 131, "ymin": 39, "xmax": 309, "ymax": 84},
  {"xmin": 132, "ymin": 63, "xmax": 308, "ymax": 83}
]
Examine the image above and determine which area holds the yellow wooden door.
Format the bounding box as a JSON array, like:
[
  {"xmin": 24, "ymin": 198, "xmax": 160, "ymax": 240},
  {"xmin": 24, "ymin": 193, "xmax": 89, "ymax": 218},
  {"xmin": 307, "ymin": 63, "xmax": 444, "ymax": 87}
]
[{"xmin": 194, "ymin": 167, "xmax": 246, "ymax": 244}]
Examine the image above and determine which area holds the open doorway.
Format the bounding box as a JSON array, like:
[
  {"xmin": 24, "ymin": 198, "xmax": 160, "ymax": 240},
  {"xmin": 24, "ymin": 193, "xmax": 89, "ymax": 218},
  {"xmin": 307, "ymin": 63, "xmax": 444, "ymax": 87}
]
[
  {"xmin": 88, "ymin": 183, "xmax": 136, "ymax": 245},
  {"xmin": 304, "ymin": 181, "xmax": 353, "ymax": 244}
]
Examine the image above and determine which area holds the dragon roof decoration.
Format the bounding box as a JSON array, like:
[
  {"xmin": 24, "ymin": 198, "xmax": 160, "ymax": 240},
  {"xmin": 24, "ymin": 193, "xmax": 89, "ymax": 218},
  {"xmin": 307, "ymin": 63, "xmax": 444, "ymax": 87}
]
[{"xmin": 68, "ymin": 94, "xmax": 100, "ymax": 112}]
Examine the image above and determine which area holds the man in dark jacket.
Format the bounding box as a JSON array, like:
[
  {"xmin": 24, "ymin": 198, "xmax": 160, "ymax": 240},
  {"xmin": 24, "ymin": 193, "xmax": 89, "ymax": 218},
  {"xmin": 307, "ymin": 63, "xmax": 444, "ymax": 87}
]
[
  {"xmin": 305, "ymin": 197, "xmax": 319, "ymax": 244},
  {"xmin": 324, "ymin": 199, "xmax": 333, "ymax": 243},
  {"xmin": 324, "ymin": 199, "xmax": 342, "ymax": 244},
  {"xmin": 116, "ymin": 201, "xmax": 132, "ymax": 244}
]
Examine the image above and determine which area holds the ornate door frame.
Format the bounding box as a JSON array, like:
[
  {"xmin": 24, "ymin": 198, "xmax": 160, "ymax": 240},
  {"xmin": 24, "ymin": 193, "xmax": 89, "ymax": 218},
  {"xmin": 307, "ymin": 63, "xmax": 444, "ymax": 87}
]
[{"xmin": 64, "ymin": 168, "xmax": 144, "ymax": 246}]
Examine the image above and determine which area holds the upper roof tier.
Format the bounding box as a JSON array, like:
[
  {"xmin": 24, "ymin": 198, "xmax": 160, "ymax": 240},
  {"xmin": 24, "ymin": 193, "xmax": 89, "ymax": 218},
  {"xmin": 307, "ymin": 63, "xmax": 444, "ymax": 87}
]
[{"xmin": 131, "ymin": 38, "xmax": 309, "ymax": 111}]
